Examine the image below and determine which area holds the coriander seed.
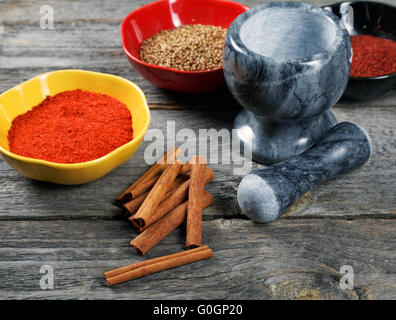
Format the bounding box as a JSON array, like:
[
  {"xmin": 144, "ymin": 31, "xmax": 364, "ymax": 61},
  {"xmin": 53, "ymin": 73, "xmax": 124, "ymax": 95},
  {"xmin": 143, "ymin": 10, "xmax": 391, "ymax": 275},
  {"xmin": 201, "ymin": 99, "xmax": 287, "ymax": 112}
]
[{"xmin": 140, "ymin": 24, "xmax": 227, "ymax": 72}]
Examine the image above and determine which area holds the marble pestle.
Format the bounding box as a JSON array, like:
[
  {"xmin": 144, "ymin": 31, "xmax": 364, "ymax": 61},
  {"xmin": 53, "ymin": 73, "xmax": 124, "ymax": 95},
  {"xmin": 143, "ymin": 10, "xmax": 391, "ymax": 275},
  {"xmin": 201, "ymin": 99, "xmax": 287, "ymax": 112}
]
[{"xmin": 237, "ymin": 122, "xmax": 371, "ymax": 223}]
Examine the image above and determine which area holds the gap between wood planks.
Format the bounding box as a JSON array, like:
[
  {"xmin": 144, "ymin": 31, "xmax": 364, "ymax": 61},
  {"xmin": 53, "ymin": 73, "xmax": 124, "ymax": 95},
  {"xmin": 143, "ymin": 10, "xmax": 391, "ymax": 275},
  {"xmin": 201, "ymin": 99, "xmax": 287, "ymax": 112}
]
[
  {"xmin": 149, "ymin": 103, "xmax": 396, "ymax": 110},
  {"xmin": 1, "ymin": 212, "xmax": 395, "ymax": 222},
  {"xmin": 149, "ymin": 104, "xmax": 211, "ymax": 110},
  {"xmin": 0, "ymin": 18, "xmax": 123, "ymax": 26}
]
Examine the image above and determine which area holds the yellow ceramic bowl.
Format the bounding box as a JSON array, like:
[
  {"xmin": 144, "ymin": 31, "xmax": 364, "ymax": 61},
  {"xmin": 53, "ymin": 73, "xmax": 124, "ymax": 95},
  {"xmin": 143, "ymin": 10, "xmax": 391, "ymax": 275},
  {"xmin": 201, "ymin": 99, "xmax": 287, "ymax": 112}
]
[{"xmin": 0, "ymin": 70, "xmax": 150, "ymax": 185}]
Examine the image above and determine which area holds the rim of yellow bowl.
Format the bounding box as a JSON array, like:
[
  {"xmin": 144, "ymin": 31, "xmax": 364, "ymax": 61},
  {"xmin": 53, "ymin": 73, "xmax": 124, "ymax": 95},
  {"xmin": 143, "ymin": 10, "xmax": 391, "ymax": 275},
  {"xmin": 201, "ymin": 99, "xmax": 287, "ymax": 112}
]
[{"xmin": 0, "ymin": 69, "xmax": 151, "ymax": 169}]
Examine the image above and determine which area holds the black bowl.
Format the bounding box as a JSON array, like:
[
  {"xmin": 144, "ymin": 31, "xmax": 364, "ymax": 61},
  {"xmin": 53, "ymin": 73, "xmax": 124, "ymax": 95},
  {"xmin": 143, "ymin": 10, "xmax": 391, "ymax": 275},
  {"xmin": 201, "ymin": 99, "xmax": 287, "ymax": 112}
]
[{"xmin": 325, "ymin": 1, "xmax": 396, "ymax": 100}]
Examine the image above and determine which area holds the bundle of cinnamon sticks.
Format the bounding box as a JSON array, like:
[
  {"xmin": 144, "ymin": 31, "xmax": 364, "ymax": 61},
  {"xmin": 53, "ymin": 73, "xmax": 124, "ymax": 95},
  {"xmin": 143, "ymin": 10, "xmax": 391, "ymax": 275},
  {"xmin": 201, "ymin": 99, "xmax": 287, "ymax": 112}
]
[{"xmin": 105, "ymin": 148, "xmax": 214, "ymax": 286}]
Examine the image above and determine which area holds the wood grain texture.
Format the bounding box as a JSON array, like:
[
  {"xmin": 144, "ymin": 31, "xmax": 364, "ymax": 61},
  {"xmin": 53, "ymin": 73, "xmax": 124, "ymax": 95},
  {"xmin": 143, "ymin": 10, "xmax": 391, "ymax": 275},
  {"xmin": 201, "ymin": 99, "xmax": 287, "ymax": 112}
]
[
  {"xmin": 0, "ymin": 106, "xmax": 394, "ymax": 220},
  {"xmin": 1, "ymin": 0, "xmax": 395, "ymax": 107},
  {"xmin": 0, "ymin": 0, "xmax": 395, "ymax": 299},
  {"xmin": 0, "ymin": 219, "xmax": 394, "ymax": 299}
]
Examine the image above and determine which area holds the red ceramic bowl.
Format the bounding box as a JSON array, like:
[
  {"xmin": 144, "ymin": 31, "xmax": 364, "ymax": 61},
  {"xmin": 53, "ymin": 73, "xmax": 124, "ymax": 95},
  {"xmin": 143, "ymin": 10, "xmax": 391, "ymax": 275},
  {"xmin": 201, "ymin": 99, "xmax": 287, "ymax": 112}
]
[{"xmin": 121, "ymin": 0, "xmax": 249, "ymax": 93}]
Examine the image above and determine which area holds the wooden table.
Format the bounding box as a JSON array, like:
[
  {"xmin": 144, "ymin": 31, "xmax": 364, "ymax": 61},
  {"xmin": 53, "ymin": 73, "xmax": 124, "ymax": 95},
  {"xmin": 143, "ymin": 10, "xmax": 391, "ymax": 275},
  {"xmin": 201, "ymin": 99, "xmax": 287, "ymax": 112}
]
[{"xmin": 1, "ymin": 0, "xmax": 395, "ymax": 300}]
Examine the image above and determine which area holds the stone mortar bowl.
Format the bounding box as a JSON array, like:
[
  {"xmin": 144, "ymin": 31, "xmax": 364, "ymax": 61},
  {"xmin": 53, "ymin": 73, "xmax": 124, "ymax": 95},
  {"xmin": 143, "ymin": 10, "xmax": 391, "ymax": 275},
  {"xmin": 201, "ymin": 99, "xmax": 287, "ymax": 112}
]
[{"xmin": 223, "ymin": 1, "xmax": 352, "ymax": 164}]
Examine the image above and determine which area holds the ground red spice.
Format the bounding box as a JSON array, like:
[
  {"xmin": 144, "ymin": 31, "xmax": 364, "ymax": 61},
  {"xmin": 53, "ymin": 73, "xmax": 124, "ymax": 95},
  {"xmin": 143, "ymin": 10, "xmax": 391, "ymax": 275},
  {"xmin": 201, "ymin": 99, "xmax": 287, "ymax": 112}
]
[
  {"xmin": 8, "ymin": 89, "xmax": 133, "ymax": 164},
  {"xmin": 350, "ymin": 35, "xmax": 396, "ymax": 77}
]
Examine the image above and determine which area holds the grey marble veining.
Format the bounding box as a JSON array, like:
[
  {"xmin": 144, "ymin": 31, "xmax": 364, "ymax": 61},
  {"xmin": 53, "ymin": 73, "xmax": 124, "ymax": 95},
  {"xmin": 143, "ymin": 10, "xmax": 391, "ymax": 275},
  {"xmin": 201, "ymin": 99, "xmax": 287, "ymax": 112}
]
[
  {"xmin": 237, "ymin": 122, "xmax": 371, "ymax": 223},
  {"xmin": 223, "ymin": 2, "xmax": 352, "ymax": 164},
  {"xmin": 234, "ymin": 109, "xmax": 337, "ymax": 164},
  {"xmin": 239, "ymin": 7, "xmax": 337, "ymax": 60}
]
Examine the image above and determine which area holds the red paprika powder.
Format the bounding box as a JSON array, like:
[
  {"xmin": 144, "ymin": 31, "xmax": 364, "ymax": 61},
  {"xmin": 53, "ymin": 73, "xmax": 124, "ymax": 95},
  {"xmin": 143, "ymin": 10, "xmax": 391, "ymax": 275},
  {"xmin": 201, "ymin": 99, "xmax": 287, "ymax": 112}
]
[
  {"xmin": 350, "ymin": 35, "xmax": 396, "ymax": 77},
  {"xmin": 8, "ymin": 89, "xmax": 133, "ymax": 164}
]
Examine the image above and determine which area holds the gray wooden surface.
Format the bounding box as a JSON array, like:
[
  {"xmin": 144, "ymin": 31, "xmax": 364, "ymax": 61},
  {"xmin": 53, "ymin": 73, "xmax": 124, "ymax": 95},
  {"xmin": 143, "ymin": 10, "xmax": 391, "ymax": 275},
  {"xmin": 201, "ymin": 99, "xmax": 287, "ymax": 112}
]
[{"xmin": 0, "ymin": 0, "xmax": 395, "ymax": 300}]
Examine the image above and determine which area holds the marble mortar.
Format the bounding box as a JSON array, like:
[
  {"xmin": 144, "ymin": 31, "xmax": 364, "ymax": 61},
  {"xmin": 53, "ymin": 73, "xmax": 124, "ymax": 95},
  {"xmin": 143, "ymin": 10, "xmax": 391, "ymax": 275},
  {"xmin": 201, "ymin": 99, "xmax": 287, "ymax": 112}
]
[{"xmin": 223, "ymin": 1, "xmax": 352, "ymax": 164}]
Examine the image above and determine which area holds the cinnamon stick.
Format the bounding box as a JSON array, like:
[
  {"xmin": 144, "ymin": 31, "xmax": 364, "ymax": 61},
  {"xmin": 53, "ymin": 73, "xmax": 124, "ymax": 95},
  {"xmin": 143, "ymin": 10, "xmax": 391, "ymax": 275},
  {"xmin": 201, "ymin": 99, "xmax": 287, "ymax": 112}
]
[
  {"xmin": 131, "ymin": 190, "xmax": 214, "ymax": 255},
  {"xmin": 124, "ymin": 174, "xmax": 160, "ymax": 202},
  {"xmin": 186, "ymin": 156, "xmax": 207, "ymax": 249},
  {"xmin": 123, "ymin": 192, "xmax": 148, "ymax": 216},
  {"xmin": 105, "ymin": 245, "xmax": 209, "ymax": 279},
  {"xmin": 180, "ymin": 162, "xmax": 192, "ymax": 175},
  {"xmin": 129, "ymin": 167, "xmax": 213, "ymax": 230},
  {"xmin": 123, "ymin": 176, "xmax": 187, "ymax": 216},
  {"xmin": 133, "ymin": 161, "xmax": 182, "ymax": 228},
  {"xmin": 105, "ymin": 246, "xmax": 213, "ymax": 286},
  {"xmin": 116, "ymin": 147, "xmax": 181, "ymax": 206}
]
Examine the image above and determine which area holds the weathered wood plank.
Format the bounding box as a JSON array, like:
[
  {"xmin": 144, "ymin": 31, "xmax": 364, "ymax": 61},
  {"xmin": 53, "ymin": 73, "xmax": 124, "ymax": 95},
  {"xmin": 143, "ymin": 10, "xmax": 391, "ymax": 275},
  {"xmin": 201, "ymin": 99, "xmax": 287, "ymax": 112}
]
[
  {"xmin": 0, "ymin": 218, "xmax": 394, "ymax": 299},
  {"xmin": 0, "ymin": 105, "xmax": 395, "ymax": 220},
  {"xmin": 1, "ymin": 0, "xmax": 392, "ymax": 23},
  {"xmin": 0, "ymin": 0, "xmax": 395, "ymax": 301},
  {"xmin": 1, "ymin": 0, "xmax": 395, "ymax": 107}
]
